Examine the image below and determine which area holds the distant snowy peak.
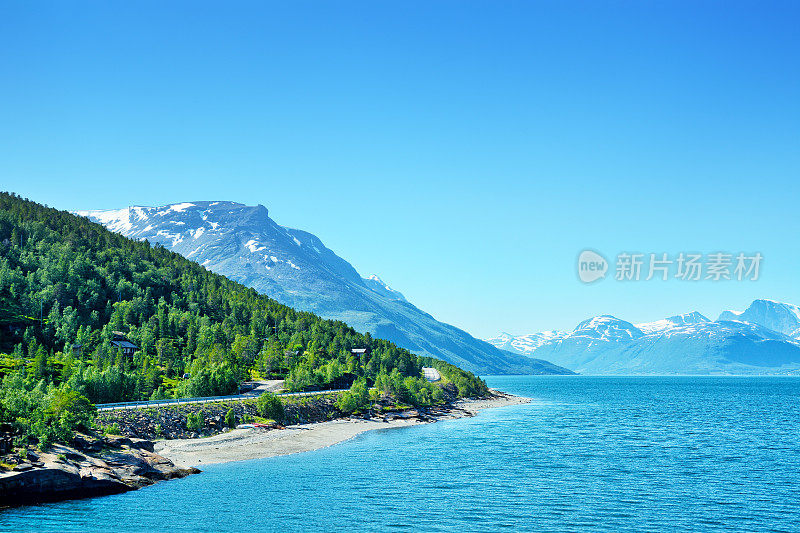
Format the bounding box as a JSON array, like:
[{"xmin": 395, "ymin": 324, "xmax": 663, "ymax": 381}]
[
  {"xmin": 483, "ymin": 332, "xmax": 517, "ymax": 352},
  {"xmin": 362, "ymin": 274, "xmax": 407, "ymax": 302},
  {"xmin": 486, "ymin": 300, "xmax": 800, "ymax": 374},
  {"xmin": 485, "ymin": 330, "xmax": 568, "ymax": 355},
  {"xmin": 718, "ymin": 299, "xmax": 800, "ymax": 336},
  {"xmin": 636, "ymin": 312, "xmax": 710, "ymax": 334},
  {"xmin": 574, "ymin": 315, "xmax": 643, "ymax": 341},
  {"xmin": 673, "ymin": 311, "xmax": 711, "ymax": 324}
]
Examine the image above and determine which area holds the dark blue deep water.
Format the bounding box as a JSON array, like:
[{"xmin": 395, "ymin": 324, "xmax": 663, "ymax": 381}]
[{"xmin": 2, "ymin": 376, "xmax": 800, "ymax": 532}]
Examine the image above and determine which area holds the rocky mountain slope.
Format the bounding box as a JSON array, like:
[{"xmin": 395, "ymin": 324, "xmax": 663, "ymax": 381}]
[
  {"xmin": 487, "ymin": 301, "xmax": 800, "ymax": 374},
  {"xmin": 78, "ymin": 202, "xmax": 569, "ymax": 375}
]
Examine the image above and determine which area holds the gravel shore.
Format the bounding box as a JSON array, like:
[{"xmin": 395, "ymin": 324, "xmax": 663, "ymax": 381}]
[{"xmin": 155, "ymin": 390, "xmax": 529, "ymax": 467}]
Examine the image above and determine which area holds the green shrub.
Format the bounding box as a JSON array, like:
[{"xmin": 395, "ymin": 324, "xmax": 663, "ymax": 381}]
[
  {"xmin": 101, "ymin": 422, "xmax": 121, "ymax": 435},
  {"xmin": 335, "ymin": 379, "xmax": 370, "ymax": 414},
  {"xmin": 186, "ymin": 411, "xmax": 204, "ymax": 431},
  {"xmin": 256, "ymin": 392, "xmax": 284, "ymax": 422},
  {"xmin": 225, "ymin": 408, "xmax": 236, "ymax": 428}
]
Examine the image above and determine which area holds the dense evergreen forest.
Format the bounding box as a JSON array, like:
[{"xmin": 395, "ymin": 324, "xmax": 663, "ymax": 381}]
[{"xmin": 0, "ymin": 192, "xmax": 487, "ymax": 447}]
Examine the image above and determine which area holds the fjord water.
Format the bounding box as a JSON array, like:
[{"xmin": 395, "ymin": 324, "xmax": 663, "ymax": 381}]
[{"xmin": 3, "ymin": 377, "xmax": 800, "ymax": 532}]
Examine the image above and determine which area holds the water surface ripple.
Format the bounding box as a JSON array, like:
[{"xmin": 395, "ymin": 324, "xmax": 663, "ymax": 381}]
[{"xmin": 2, "ymin": 376, "xmax": 798, "ymax": 532}]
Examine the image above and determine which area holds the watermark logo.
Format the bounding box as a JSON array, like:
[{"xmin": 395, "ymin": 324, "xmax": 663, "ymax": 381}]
[
  {"xmin": 578, "ymin": 250, "xmax": 608, "ymax": 283},
  {"xmin": 577, "ymin": 250, "xmax": 763, "ymax": 283}
]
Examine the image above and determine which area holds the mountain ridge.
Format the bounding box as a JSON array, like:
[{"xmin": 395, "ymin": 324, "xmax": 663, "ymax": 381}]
[
  {"xmin": 77, "ymin": 201, "xmax": 570, "ymax": 375},
  {"xmin": 487, "ymin": 300, "xmax": 800, "ymax": 375}
]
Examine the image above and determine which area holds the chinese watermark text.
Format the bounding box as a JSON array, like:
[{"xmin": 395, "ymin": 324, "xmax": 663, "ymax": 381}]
[{"xmin": 578, "ymin": 250, "xmax": 762, "ymax": 283}]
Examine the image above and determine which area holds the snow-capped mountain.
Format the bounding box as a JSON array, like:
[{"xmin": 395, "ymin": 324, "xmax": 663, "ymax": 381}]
[
  {"xmin": 488, "ymin": 330, "xmax": 568, "ymax": 354},
  {"xmin": 635, "ymin": 311, "xmax": 711, "ymax": 334},
  {"xmin": 77, "ymin": 201, "xmax": 571, "ymax": 375},
  {"xmin": 718, "ymin": 299, "xmax": 800, "ymax": 337},
  {"xmin": 487, "ymin": 302, "xmax": 800, "ymax": 374}
]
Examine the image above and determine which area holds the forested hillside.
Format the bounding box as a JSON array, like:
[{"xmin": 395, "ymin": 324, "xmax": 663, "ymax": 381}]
[{"xmin": 0, "ymin": 192, "xmax": 486, "ymax": 445}]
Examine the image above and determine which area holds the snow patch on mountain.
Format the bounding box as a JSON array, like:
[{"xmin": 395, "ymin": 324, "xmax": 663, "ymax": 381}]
[
  {"xmin": 362, "ymin": 274, "xmax": 407, "ymax": 303},
  {"xmin": 636, "ymin": 312, "xmax": 710, "ymax": 334},
  {"xmin": 76, "ymin": 208, "xmax": 134, "ymax": 234},
  {"xmin": 573, "ymin": 315, "xmax": 643, "ymax": 343},
  {"xmin": 169, "ymin": 202, "xmax": 196, "ymax": 212},
  {"xmin": 485, "ymin": 330, "xmax": 568, "ymax": 355}
]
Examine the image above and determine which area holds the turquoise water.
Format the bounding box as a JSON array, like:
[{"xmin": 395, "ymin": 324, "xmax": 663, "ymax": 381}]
[{"xmin": 2, "ymin": 376, "xmax": 800, "ymax": 532}]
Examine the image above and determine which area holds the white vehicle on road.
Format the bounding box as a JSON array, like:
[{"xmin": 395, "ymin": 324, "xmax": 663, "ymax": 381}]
[{"xmin": 422, "ymin": 367, "xmax": 441, "ymax": 382}]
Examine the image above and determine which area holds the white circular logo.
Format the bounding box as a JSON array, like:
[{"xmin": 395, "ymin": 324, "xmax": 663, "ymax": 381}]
[{"xmin": 578, "ymin": 250, "xmax": 608, "ymax": 283}]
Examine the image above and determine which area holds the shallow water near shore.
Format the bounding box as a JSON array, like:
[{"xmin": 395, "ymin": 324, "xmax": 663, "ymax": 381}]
[{"xmin": 2, "ymin": 376, "xmax": 800, "ymax": 532}]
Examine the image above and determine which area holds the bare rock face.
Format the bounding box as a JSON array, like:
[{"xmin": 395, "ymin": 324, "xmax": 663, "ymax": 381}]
[{"xmin": 0, "ymin": 435, "xmax": 199, "ymax": 507}]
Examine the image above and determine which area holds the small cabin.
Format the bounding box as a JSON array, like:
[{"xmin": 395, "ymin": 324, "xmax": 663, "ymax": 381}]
[
  {"xmin": 351, "ymin": 347, "xmax": 370, "ymax": 357},
  {"xmin": 110, "ymin": 331, "xmax": 138, "ymax": 357}
]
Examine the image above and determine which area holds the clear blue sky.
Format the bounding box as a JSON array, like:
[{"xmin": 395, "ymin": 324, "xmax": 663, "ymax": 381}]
[{"xmin": 2, "ymin": 1, "xmax": 798, "ymax": 338}]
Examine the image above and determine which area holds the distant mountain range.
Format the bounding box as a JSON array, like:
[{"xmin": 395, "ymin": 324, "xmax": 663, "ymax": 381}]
[
  {"xmin": 487, "ymin": 300, "xmax": 800, "ymax": 374},
  {"xmin": 77, "ymin": 201, "xmax": 571, "ymax": 376}
]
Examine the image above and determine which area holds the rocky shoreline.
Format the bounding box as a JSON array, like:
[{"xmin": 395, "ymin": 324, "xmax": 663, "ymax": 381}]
[
  {"xmin": 0, "ymin": 390, "xmax": 528, "ymax": 508},
  {"xmin": 0, "ymin": 434, "xmax": 198, "ymax": 508}
]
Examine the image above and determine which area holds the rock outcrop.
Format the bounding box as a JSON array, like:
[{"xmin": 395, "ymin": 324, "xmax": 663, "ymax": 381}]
[{"xmin": 0, "ymin": 434, "xmax": 199, "ymax": 507}]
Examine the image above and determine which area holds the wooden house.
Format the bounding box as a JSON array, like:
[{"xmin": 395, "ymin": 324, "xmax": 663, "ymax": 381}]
[{"xmin": 110, "ymin": 331, "xmax": 138, "ymax": 357}]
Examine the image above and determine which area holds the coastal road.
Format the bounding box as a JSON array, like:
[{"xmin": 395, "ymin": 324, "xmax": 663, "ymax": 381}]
[{"xmin": 96, "ymin": 388, "xmax": 348, "ymax": 412}]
